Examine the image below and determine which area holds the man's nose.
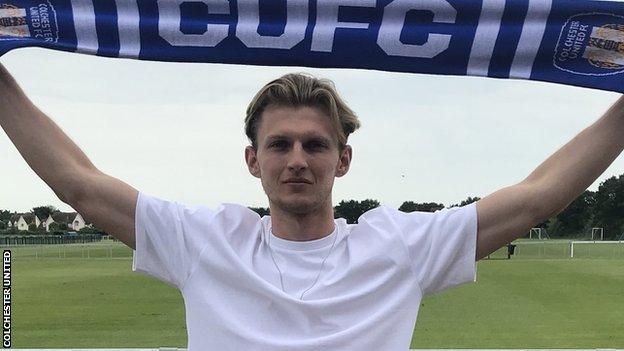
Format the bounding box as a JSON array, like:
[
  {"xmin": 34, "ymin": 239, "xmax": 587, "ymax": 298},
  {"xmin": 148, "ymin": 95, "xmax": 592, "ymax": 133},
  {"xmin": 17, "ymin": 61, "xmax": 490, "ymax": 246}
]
[{"xmin": 287, "ymin": 143, "xmax": 308, "ymax": 171}]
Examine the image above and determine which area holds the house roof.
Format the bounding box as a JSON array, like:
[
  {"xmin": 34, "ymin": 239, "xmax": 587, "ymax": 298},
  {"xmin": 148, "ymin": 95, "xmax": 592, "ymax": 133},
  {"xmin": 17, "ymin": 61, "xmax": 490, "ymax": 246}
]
[
  {"xmin": 20, "ymin": 213, "xmax": 39, "ymax": 223},
  {"xmin": 51, "ymin": 212, "xmax": 78, "ymax": 223},
  {"xmin": 6, "ymin": 212, "xmax": 89, "ymax": 225}
]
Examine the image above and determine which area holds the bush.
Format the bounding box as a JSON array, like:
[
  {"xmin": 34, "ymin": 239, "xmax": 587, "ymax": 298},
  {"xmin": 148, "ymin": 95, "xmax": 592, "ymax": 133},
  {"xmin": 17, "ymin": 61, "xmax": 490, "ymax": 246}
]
[
  {"xmin": 78, "ymin": 226, "xmax": 106, "ymax": 235},
  {"xmin": 0, "ymin": 229, "xmax": 40, "ymax": 236},
  {"xmin": 14, "ymin": 231, "xmax": 40, "ymax": 236}
]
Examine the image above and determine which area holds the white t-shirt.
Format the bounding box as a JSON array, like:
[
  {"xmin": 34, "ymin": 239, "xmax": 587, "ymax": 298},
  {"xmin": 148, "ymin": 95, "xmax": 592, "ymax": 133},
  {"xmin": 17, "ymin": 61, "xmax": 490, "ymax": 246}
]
[{"xmin": 132, "ymin": 191, "xmax": 478, "ymax": 351}]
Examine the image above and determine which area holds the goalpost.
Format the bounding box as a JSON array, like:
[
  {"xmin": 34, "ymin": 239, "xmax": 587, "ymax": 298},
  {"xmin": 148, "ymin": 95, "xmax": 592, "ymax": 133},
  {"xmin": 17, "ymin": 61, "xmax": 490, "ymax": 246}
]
[
  {"xmin": 529, "ymin": 228, "xmax": 550, "ymax": 240},
  {"xmin": 541, "ymin": 228, "xmax": 551, "ymax": 239},
  {"xmin": 591, "ymin": 227, "xmax": 604, "ymax": 241},
  {"xmin": 529, "ymin": 228, "xmax": 540, "ymax": 239}
]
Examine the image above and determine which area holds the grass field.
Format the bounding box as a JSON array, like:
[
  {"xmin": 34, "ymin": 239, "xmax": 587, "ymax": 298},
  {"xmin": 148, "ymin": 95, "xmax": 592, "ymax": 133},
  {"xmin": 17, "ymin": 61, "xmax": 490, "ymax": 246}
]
[{"xmin": 6, "ymin": 240, "xmax": 624, "ymax": 348}]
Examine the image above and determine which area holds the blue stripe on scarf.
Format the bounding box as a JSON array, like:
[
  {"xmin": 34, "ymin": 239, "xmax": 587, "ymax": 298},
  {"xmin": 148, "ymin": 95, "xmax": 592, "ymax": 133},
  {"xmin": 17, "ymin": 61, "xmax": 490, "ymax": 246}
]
[
  {"xmin": 94, "ymin": 0, "xmax": 120, "ymax": 57},
  {"xmin": 489, "ymin": 0, "xmax": 529, "ymax": 79}
]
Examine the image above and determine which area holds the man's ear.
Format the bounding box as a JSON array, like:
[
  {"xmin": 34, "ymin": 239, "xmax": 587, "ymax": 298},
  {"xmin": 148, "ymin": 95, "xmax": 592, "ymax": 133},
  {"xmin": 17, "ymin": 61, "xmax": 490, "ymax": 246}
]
[
  {"xmin": 336, "ymin": 145, "xmax": 352, "ymax": 177},
  {"xmin": 245, "ymin": 146, "xmax": 261, "ymax": 178}
]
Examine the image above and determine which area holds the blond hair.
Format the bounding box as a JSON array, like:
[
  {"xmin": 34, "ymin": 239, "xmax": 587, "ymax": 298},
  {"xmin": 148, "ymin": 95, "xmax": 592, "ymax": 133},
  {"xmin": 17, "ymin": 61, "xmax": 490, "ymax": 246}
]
[{"xmin": 244, "ymin": 73, "xmax": 361, "ymax": 152}]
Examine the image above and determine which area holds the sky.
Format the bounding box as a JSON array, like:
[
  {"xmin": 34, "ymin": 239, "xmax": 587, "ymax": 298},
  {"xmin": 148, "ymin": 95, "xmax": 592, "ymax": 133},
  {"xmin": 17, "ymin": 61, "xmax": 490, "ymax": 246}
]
[{"xmin": 0, "ymin": 47, "xmax": 622, "ymax": 214}]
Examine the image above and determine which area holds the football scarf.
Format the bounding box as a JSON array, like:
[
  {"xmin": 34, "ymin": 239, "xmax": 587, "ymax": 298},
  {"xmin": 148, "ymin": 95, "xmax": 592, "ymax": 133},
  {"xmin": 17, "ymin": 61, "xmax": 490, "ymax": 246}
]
[{"xmin": 1, "ymin": 0, "xmax": 624, "ymax": 93}]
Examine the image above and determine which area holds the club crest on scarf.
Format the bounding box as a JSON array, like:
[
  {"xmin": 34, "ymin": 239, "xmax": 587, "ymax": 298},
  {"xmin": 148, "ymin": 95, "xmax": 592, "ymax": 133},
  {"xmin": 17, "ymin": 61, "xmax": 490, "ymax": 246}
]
[
  {"xmin": 0, "ymin": 1, "xmax": 57, "ymax": 43},
  {"xmin": 554, "ymin": 13, "xmax": 624, "ymax": 76}
]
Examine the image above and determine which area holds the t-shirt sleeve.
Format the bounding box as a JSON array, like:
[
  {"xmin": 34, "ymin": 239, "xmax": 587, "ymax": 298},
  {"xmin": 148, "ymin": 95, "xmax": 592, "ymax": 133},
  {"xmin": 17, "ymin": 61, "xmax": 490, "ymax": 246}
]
[
  {"xmin": 387, "ymin": 203, "xmax": 478, "ymax": 296},
  {"xmin": 132, "ymin": 191, "xmax": 211, "ymax": 289}
]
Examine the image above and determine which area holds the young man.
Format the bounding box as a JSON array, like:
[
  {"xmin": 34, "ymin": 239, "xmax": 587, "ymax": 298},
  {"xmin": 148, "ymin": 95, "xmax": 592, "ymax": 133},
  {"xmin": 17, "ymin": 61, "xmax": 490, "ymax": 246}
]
[{"xmin": 1, "ymin": 64, "xmax": 623, "ymax": 350}]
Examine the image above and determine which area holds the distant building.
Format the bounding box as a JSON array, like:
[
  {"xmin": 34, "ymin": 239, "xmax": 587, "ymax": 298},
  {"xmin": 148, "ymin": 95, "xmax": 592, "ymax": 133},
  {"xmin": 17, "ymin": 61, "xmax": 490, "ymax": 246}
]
[
  {"xmin": 6, "ymin": 212, "xmax": 91, "ymax": 232},
  {"xmin": 7, "ymin": 213, "xmax": 41, "ymax": 231}
]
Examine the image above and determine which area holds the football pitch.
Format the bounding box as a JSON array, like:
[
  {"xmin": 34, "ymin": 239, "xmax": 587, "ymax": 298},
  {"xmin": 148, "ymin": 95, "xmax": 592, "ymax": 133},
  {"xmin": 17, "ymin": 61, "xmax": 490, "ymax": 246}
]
[{"xmin": 6, "ymin": 240, "xmax": 624, "ymax": 348}]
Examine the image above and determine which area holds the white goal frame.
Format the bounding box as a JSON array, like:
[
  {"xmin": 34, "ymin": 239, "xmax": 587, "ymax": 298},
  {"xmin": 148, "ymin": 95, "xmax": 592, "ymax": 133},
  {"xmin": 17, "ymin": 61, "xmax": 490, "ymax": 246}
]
[
  {"xmin": 529, "ymin": 228, "xmax": 550, "ymax": 240},
  {"xmin": 591, "ymin": 227, "xmax": 604, "ymax": 241}
]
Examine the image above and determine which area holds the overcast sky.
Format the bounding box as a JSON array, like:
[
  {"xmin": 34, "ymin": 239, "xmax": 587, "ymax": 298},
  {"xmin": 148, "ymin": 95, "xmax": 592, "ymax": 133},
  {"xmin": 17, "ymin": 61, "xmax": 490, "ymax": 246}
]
[{"xmin": 0, "ymin": 47, "xmax": 621, "ymax": 213}]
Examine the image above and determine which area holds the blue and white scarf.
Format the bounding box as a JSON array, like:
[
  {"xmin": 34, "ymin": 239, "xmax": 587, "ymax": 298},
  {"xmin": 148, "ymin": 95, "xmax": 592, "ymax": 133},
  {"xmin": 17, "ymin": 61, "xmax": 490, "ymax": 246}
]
[{"xmin": 1, "ymin": 0, "xmax": 624, "ymax": 93}]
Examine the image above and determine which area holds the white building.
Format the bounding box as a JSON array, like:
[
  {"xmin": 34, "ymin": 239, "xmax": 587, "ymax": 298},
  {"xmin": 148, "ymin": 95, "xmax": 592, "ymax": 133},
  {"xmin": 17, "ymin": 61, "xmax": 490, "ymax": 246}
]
[
  {"xmin": 7, "ymin": 213, "xmax": 41, "ymax": 231},
  {"xmin": 7, "ymin": 212, "xmax": 91, "ymax": 232}
]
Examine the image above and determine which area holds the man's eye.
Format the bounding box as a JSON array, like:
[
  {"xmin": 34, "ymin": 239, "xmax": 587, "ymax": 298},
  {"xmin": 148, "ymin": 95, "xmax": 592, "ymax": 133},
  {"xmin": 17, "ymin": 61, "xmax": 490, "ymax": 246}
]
[
  {"xmin": 270, "ymin": 141, "xmax": 286, "ymax": 148},
  {"xmin": 309, "ymin": 142, "xmax": 326, "ymax": 149}
]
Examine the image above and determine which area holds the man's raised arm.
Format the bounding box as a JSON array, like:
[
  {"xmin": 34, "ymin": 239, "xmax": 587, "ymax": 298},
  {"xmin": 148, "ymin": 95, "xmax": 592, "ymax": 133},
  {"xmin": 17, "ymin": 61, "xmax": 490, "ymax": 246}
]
[
  {"xmin": 475, "ymin": 96, "xmax": 624, "ymax": 260},
  {"xmin": 0, "ymin": 63, "xmax": 138, "ymax": 249}
]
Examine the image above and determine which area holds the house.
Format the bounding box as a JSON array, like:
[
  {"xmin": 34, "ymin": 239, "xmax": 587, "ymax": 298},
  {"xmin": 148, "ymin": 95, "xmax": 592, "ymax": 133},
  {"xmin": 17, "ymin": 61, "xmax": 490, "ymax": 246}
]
[
  {"xmin": 8, "ymin": 213, "xmax": 41, "ymax": 231},
  {"xmin": 48, "ymin": 212, "xmax": 91, "ymax": 231},
  {"xmin": 6, "ymin": 212, "xmax": 91, "ymax": 232}
]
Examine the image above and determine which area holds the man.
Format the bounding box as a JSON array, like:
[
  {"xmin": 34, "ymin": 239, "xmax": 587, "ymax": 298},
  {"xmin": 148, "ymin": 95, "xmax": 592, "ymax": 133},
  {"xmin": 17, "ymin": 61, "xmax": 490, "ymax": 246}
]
[{"xmin": 1, "ymin": 64, "xmax": 623, "ymax": 350}]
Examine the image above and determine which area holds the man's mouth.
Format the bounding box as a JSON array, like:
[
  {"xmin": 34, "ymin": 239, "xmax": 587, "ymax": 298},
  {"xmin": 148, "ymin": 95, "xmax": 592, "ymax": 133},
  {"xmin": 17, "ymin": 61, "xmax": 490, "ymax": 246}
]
[{"xmin": 284, "ymin": 179, "xmax": 312, "ymax": 184}]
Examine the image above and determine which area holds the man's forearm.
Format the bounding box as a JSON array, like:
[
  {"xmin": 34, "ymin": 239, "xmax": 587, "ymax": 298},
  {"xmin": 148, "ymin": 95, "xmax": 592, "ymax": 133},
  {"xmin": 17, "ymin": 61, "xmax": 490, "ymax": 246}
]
[
  {"xmin": 524, "ymin": 96, "xmax": 624, "ymax": 221},
  {"xmin": 0, "ymin": 64, "xmax": 98, "ymax": 202}
]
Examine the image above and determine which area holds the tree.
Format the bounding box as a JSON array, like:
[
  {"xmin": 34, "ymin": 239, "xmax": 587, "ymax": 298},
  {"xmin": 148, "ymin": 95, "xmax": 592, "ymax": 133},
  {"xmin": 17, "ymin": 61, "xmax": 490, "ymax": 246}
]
[
  {"xmin": 553, "ymin": 190, "xmax": 595, "ymax": 238},
  {"xmin": 449, "ymin": 196, "xmax": 481, "ymax": 208},
  {"xmin": 0, "ymin": 210, "xmax": 13, "ymax": 222},
  {"xmin": 591, "ymin": 175, "xmax": 624, "ymax": 240},
  {"xmin": 334, "ymin": 199, "xmax": 380, "ymax": 224},
  {"xmin": 399, "ymin": 201, "xmax": 444, "ymax": 213},
  {"xmin": 31, "ymin": 205, "xmax": 59, "ymax": 221},
  {"xmin": 0, "ymin": 221, "xmax": 5, "ymax": 230},
  {"xmin": 49, "ymin": 222, "xmax": 60, "ymax": 232},
  {"xmin": 531, "ymin": 218, "xmax": 547, "ymax": 229},
  {"xmin": 249, "ymin": 207, "xmax": 270, "ymax": 217}
]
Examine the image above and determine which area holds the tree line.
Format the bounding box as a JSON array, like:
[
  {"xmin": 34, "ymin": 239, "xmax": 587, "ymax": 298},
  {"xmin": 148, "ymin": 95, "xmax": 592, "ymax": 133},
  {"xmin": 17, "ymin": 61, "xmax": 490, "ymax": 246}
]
[
  {"xmin": 251, "ymin": 175, "xmax": 624, "ymax": 240},
  {"xmin": 250, "ymin": 197, "xmax": 482, "ymax": 230},
  {"xmin": 3, "ymin": 174, "xmax": 624, "ymax": 239}
]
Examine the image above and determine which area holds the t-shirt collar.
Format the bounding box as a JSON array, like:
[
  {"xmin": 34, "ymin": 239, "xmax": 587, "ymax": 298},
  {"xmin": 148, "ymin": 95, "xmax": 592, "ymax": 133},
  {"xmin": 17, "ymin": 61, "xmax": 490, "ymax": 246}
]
[{"xmin": 262, "ymin": 216, "xmax": 341, "ymax": 251}]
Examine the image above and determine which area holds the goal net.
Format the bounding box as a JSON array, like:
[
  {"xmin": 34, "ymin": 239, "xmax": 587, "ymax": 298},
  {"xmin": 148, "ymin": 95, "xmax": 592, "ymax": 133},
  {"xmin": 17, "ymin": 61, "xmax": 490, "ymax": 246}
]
[
  {"xmin": 591, "ymin": 227, "xmax": 604, "ymax": 241},
  {"xmin": 528, "ymin": 227, "xmax": 550, "ymax": 240}
]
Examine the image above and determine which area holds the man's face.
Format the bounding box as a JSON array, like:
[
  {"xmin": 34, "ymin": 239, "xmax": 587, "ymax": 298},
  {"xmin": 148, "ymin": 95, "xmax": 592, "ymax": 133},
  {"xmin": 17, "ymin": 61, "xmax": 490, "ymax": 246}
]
[{"xmin": 245, "ymin": 105, "xmax": 352, "ymax": 215}]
